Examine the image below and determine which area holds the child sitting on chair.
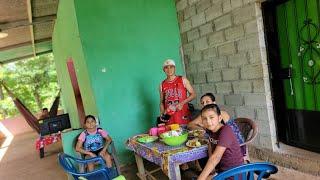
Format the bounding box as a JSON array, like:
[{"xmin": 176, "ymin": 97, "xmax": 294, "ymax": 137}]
[
  {"xmin": 197, "ymin": 104, "xmax": 243, "ymax": 180},
  {"xmin": 76, "ymin": 115, "xmax": 113, "ymax": 171}
]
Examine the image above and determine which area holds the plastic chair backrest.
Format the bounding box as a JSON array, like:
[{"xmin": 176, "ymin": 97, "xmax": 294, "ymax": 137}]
[
  {"xmin": 58, "ymin": 153, "xmax": 112, "ymax": 180},
  {"xmin": 214, "ymin": 162, "xmax": 278, "ymax": 180},
  {"xmin": 234, "ymin": 118, "xmax": 258, "ymax": 146}
]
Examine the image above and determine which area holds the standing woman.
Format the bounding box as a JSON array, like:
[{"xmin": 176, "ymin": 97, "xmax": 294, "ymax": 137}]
[{"xmin": 198, "ymin": 104, "xmax": 243, "ymax": 180}]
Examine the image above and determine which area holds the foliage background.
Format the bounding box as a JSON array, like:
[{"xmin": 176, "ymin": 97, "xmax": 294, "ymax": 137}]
[{"xmin": 0, "ymin": 53, "xmax": 59, "ymax": 119}]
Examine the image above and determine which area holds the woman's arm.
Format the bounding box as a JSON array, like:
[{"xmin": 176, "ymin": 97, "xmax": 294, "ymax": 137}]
[
  {"xmin": 197, "ymin": 145, "xmax": 226, "ymax": 180},
  {"xmin": 187, "ymin": 115, "xmax": 204, "ymax": 130}
]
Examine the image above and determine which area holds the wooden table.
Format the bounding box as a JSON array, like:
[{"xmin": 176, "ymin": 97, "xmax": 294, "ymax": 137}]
[
  {"xmin": 35, "ymin": 132, "xmax": 61, "ymax": 158},
  {"xmin": 126, "ymin": 135, "xmax": 208, "ymax": 180}
]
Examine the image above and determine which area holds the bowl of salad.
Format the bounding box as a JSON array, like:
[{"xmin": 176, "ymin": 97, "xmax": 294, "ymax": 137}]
[{"xmin": 160, "ymin": 129, "xmax": 188, "ymax": 146}]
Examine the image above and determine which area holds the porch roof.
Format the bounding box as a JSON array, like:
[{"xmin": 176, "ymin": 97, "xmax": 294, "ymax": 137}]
[{"xmin": 0, "ymin": 0, "xmax": 58, "ymax": 64}]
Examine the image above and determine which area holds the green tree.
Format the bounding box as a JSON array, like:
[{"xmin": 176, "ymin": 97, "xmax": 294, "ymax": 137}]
[{"xmin": 0, "ymin": 53, "xmax": 59, "ymax": 119}]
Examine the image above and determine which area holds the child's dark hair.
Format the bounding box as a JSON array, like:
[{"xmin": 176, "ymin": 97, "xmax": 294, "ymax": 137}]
[
  {"xmin": 42, "ymin": 107, "xmax": 48, "ymax": 111},
  {"xmin": 84, "ymin": 115, "xmax": 96, "ymax": 123},
  {"xmin": 200, "ymin": 93, "xmax": 216, "ymax": 102},
  {"xmin": 201, "ymin": 103, "xmax": 221, "ymax": 116}
]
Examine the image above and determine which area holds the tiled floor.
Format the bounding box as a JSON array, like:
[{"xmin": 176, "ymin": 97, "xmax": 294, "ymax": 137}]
[{"xmin": 0, "ymin": 132, "xmax": 319, "ymax": 180}]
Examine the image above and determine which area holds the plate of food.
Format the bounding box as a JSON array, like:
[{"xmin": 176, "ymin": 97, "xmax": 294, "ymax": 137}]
[
  {"xmin": 188, "ymin": 129, "xmax": 206, "ymax": 138},
  {"xmin": 186, "ymin": 138, "xmax": 207, "ymax": 148},
  {"xmin": 137, "ymin": 135, "xmax": 158, "ymax": 143}
]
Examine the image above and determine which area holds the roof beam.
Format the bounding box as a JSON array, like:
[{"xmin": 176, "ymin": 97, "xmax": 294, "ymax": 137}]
[
  {"xmin": 0, "ymin": 15, "xmax": 56, "ymax": 30},
  {"xmin": 0, "ymin": 38, "xmax": 52, "ymax": 51},
  {"xmin": 26, "ymin": 0, "xmax": 36, "ymax": 57},
  {"xmin": 0, "ymin": 50, "xmax": 52, "ymax": 65}
]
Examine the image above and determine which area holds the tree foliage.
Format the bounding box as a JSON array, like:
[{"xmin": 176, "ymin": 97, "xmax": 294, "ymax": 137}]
[{"xmin": 0, "ymin": 53, "xmax": 59, "ymax": 119}]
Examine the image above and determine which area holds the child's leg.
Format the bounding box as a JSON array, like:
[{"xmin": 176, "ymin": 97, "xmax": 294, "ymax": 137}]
[
  {"xmin": 103, "ymin": 152, "xmax": 113, "ymax": 168},
  {"xmin": 87, "ymin": 162, "xmax": 95, "ymax": 172},
  {"xmin": 85, "ymin": 155, "xmax": 95, "ymax": 172}
]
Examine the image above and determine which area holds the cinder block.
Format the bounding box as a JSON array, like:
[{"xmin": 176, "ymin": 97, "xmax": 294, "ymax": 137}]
[
  {"xmin": 232, "ymin": 80, "xmax": 252, "ymax": 93},
  {"xmin": 184, "ymin": 6, "xmax": 196, "ymax": 20},
  {"xmin": 214, "ymin": 14, "xmax": 232, "ymax": 31},
  {"xmin": 176, "ymin": 0, "xmax": 188, "ymax": 11},
  {"xmin": 253, "ymin": 80, "xmax": 264, "ymax": 93},
  {"xmin": 193, "ymin": 72, "xmax": 207, "ymax": 84},
  {"xmin": 196, "ymin": 0, "xmax": 212, "ymax": 12},
  {"xmin": 198, "ymin": 60, "xmax": 213, "ymax": 72},
  {"xmin": 201, "ymin": 83, "xmax": 216, "ymax": 94},
  {"xmin": 248, "ymin": 48, "xmax": 262, "ymax": 63},
  {"xmin": 189, "ymin": 51, "xmax": 202, "ymax": 62},
  {"xmin": 183, "ymin": 42, "xmax": 194, "ymax": 55},
  {"xmin": 199, "ymin": 22, "xmax": 213, "ymax": 36},
  {"xmin": 186, "ymin": 63, "xmax": 198, "ymax": 74},
  {"xmin": 215, "ymin": 94, "xmax": 226, "ymax": 105},
  {"xmin": 180, "ymin": 20, "xmax": 192, "ymax": 33},
  {"xmin": 256, "ymin": 108, "xmax": 268, "ymax": 121},
  {"xmin": 222, "ymin": 68, "xmax": 239, "ymax": 81},
  {"xmin": 188, "ymin": 0, "xmax": 200, "ymax": 5},
  {"xmin": 228, "ymin": 53, "xmax": 248, "ymax": 67},
  {"xmin": 225, "ymin": 25, "xmax": 244, "ymax": 40},
  {"xmin": 203, "ymin": 47, "xmax": 217, "ymax": 60},
  {"xmin": 208, "ymin": 31, "xmax": 225, "ymax": 46},
  {"xmin": 223, "ymin": 0, "xmax": 232, "ymax": 13},
  {"xmin": 206, "ymin": 70, "xmax": 222, "ymax": 82},
  {"xmin": 244, "ymin": 20, "xmax": 258, "ymax": 34},
  {"xmin": 244, "ymin": 94, "xmax": 267, "ymax": 106},
  {"xmin": 231, "ymin": 0, "xmax": 243, "ymax": 9},
  {"xmin": 205, "ymin": 3, "xmax": 223, "ymax": 22},
  {"xmin": 233, "ymin": 4, "xmax": 256, "ymax": 24},
  {"xmin": 191, "ymin": 12, "xmax": 206, "ymax": 27},
  {"xmin": 235, "ymin": 106, "xmax": 255, "ymax": 119},
  {"xmin": 187, "ymin": 28, "xmax": 200, "ymax": 42},
  {"xmin": 225, "ymin": 94, "xmax": 244, "ymax": 106},
  {"xmin": 212, "ymin": 56, "xmax": 228, "ymax": 70},
  {"xmin": 218, "ymin": 42, "xmax": 236, "ymax": 55},
  {"xmin": 237, "ymin": 33, "xmax": 259, "ymax": 51},
  {"xmin": 194, "ymin": 37, "xmax": 209, "ymax": 51},
  {"xmin": 241, "ymin": 63, "xmax": 263, "ymax": 79},
  {"xmin": 216, "ymin": 82, "xmax": 232, "ymax": 94}
]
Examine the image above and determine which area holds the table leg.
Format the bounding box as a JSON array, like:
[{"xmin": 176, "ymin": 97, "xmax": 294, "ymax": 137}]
[
  {"xmin": 135, "ymin": 153, "xmax": 147, "ymax": 180},
  {"xmin": 168, "ymin": 162, "xmax": 181, "ymax": 180},
  {"xmin": 39, "ymin": 147, "xmax": 44, "ymax": 158}
]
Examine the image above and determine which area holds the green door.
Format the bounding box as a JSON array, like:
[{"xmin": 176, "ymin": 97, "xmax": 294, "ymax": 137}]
[{"xmin": 274, "ymin": 0, "xmax": 320, "ymax": 152}]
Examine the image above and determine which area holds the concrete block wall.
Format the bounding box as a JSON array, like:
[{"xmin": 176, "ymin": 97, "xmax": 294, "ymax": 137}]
[{"xmin": 175, "ymin": 0, "xmax": 277, "ymax": 150}]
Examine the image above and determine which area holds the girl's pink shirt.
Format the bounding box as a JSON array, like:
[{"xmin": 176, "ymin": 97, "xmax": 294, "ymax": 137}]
[{"xmin": 78, "ymin": 128, "xmax": 108, "ymax": 142}]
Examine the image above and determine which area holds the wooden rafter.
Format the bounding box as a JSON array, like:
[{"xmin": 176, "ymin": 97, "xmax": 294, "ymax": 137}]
[{"xmin": 26, "ymin": 0, "xmax": 36, "ymax": 57}]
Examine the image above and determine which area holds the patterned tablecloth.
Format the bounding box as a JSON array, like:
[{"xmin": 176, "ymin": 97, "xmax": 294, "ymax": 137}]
[
  {"xmin": 126, "ymin": 134, "xmax": 208, "ymax": 180},
  {"xmin": 35, "ymin": 132, "xmax": 61, "ymax": 150}
]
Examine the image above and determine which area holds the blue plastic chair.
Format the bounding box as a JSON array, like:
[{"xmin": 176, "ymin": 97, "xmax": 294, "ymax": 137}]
[
  {"xmin": 214, "ymin": 162, "xmax": 278, "ymax": 180},
  {"xmin": 58, "ymin": 153, "xmax": 118, "ymax": 180}
]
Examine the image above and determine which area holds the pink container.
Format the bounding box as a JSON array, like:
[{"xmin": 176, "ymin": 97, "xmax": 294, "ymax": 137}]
[
  {"xmin": 149, "ymin": 127, "xmax": 158, "ymax": 136},
  {"xmin": 158, "ymin": 126, "xmax": 167, "ymax": 135}
]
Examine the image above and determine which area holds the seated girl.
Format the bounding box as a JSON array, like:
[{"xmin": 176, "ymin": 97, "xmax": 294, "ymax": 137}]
[
  {"xmin": 75, "ymin": 115, "xmax": 113, "ymax": 171},
  {"xmin": 198, "ymin": 104, "xmax": 244, "ymax": 180},
  {"xmin": 188, "ymin": 93, "xmax": 245, "ymax": 156}
]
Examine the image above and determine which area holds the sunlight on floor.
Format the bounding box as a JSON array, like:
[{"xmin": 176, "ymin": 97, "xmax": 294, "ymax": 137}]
[{"xmin": 0, "ymin": 122, "xmax": 14, "ymax": 162}]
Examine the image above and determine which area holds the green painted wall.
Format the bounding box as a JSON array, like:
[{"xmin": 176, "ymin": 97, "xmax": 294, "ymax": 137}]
[
  {"xmin": 52, "ymin": 0, "xmax": 98, "ymax": 130},
  {"xmin": 74, "ymin": 0, "xmax": 182, "ymax": 163}
]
